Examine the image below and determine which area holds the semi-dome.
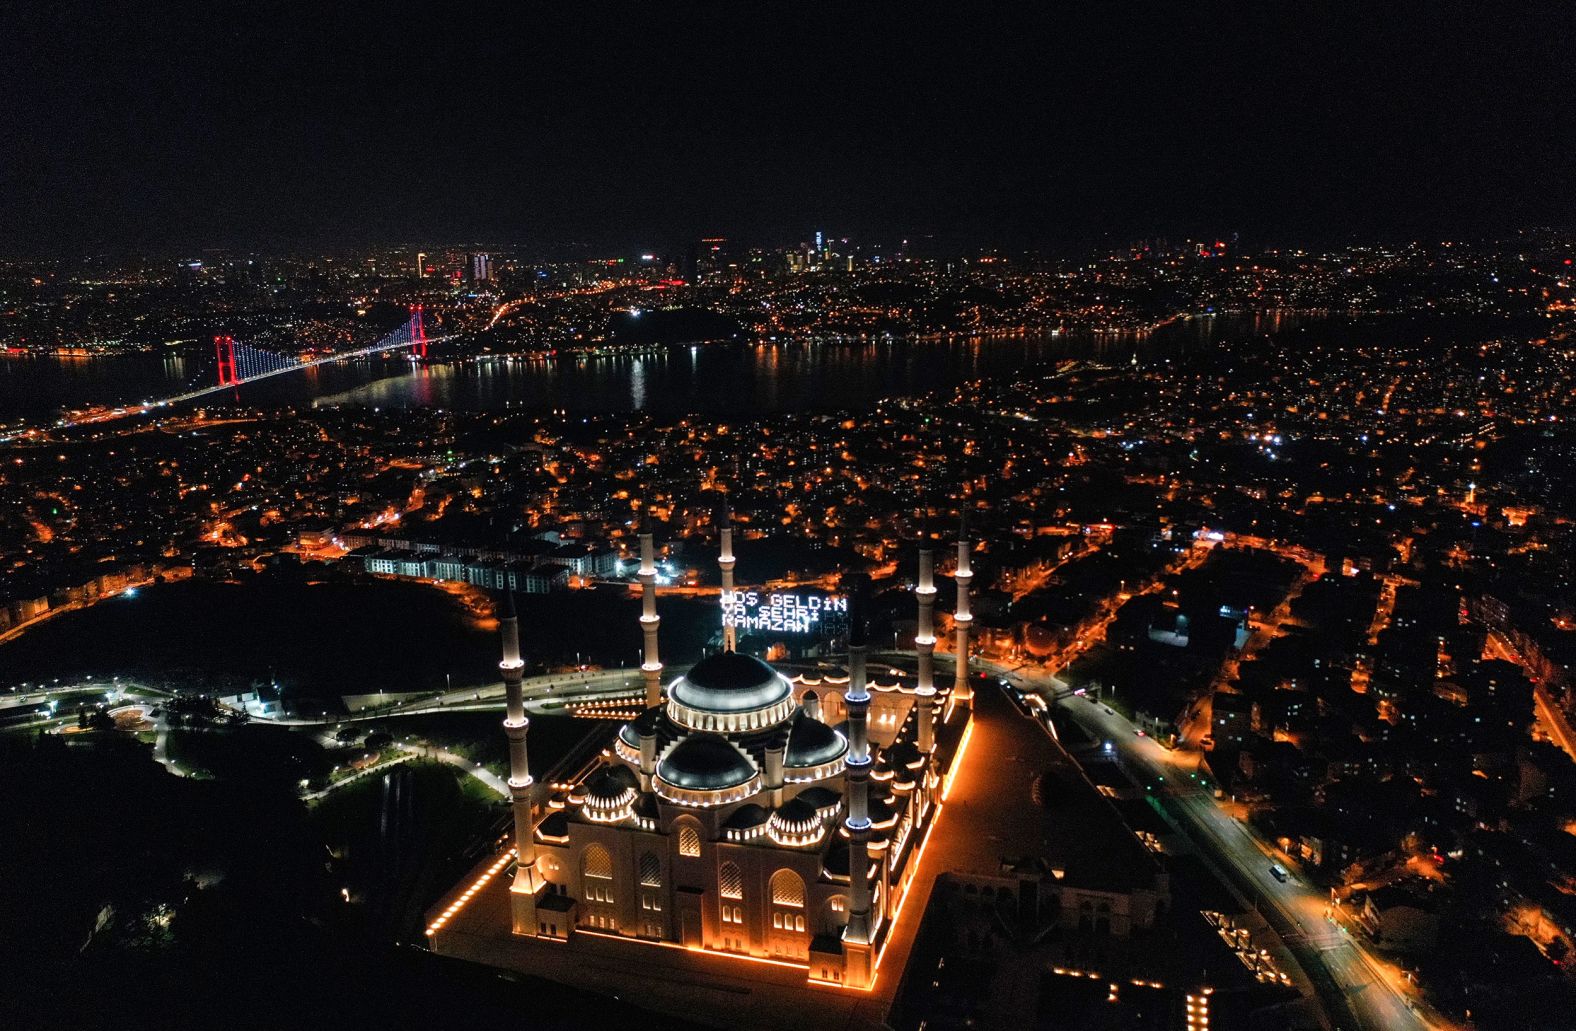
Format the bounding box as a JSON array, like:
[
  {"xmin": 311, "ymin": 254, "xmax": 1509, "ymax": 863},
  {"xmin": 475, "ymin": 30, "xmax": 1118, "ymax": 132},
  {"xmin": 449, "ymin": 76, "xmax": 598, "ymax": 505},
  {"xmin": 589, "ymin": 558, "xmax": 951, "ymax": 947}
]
[
  {"xmin": 724, "ymin": 803, "xmax": 769, "ymax": 830},
  {"xmin": 784, "ymin": 710, "xmax": 848, "ymax": 770},
  {"xmin": 616, "ymin": 705, "xmax": 665, "ymax": 756},
  {"xmin": 656, "ymin": 733, "xmax": 758, "ymax": 797},
  {"xmin": 666, "ymin": 651, "xmax": 795, "ymax": 732}
]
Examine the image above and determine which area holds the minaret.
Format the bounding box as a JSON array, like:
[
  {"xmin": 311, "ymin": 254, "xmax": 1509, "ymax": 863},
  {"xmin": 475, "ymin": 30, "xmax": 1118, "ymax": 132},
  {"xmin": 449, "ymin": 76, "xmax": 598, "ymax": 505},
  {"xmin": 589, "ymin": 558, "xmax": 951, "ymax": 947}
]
[
  {"xmin": 719, "ymin": 504, "xmax": 737, "ymax": 652},
  {"xmin": 842, "ymin": 573, "xmax": 875, "ymax": 988},
  {"xmin": 500, "ymin": 592, "xmax": 542, "ymax": 934},
  {"xmin": 952, "ymin": 517, "xmax": 974, "ymax": 708},
  {"xmin": 915, "ymin": 526, "xmax": 938, "ymax": 753},
  {"xmin": 638, "ymin": 528, "xmax": 663, "ymax": 709}
]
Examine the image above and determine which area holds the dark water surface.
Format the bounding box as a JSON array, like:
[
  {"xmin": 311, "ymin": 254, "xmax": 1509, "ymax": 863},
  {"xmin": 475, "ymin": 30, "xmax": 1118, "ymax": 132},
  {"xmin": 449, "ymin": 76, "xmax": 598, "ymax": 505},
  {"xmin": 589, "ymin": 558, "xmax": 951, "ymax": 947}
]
[
  {"xmin": 2, "ymin": 311, "xmax": 1545, "ymax": 420},
  {"xmin": 0, "ymin": 313, "xmax": 1291, "ymax": 419}
]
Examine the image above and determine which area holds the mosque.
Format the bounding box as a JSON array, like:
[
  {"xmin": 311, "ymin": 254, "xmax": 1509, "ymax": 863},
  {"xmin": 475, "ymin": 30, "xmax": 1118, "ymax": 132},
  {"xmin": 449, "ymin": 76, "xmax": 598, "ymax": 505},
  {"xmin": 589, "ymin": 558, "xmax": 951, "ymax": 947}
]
[{"xmin": 432, "ymin": 514, "xmax": 975, "ymax": 990}]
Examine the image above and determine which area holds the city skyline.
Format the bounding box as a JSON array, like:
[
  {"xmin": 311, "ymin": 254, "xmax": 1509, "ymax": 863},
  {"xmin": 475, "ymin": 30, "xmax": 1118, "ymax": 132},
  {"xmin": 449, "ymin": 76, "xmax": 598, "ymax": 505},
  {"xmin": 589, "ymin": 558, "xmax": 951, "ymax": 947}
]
[
  {"xmin": 3, "ymin": 5, "xmax": 1574, "ymax": 254},
  {"xmin": 4, "ymin": 7, "xmax": 1576, "ymax": 1031}
]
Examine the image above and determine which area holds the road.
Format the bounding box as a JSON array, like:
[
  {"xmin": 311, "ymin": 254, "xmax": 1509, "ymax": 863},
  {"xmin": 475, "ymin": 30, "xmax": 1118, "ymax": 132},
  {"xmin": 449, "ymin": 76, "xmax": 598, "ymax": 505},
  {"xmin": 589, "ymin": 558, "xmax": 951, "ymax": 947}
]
[
  {"xmin": 245, "ymin": 667, "xmax": 653, "ymax": 728},
  {"xmin": 1030, "ymin": 677, "xmax": 1437, "ymax": 1031},
  {"xmin": 0, "ymin": 573, "xmax": 174, "ymax": 646},
  {"xmin": 1485, "ymin": 631, "xmax": 1576, "ymax": 763}
]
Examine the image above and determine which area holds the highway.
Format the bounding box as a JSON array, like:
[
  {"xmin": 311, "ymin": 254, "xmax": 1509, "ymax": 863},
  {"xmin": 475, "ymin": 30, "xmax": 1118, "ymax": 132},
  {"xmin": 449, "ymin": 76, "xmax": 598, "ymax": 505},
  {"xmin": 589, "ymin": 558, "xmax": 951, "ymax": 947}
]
[
  {"xmin": 1031, "ymin": 678, "xmax": 1438, "ymax": 1031},
  {"xmin": 244, "ymin": 667, "xmax": 652, "ymax": 727}
]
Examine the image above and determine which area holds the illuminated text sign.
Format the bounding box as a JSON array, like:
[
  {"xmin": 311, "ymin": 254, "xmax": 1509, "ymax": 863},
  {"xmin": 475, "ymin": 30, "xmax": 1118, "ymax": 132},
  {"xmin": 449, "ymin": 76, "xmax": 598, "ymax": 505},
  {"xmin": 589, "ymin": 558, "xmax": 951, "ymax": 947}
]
[{"xmin": 721, "ymin": 591, "xmax": 847, "ymax": 635}]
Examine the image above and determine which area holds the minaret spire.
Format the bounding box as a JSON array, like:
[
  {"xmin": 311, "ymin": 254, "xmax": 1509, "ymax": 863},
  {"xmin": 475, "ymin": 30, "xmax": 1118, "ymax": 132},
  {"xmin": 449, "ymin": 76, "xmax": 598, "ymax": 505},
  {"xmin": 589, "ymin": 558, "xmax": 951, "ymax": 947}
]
[
  {"xmin": 952, "ymin": 512, "xmax": 974, "ymax": 709},
  {"xmin": 638, "ymin": 517, "xmax": 663, "ymax": 710},
  {"xmin": 915, "ymin": 502, "xmax": 938, "ymax": 753},
  {"xmin": 841, "ymin": 572, "xmax": 875, "ymax": 987},
  {"xmin": 499, "ymin": 591, "xmax": 543, "ymax": 933},
  {"xmin": 718, "ymin": 498, "xmax": 737, "ymax": 652}
]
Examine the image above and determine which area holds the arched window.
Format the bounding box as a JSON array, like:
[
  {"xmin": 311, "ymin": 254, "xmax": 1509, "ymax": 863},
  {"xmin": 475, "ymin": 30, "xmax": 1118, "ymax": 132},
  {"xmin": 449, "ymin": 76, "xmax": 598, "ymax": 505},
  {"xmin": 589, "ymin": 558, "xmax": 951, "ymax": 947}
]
[
  {"xmin": 583, "ymin": 844, "xmax": 613, "ymax": 880},
  {"xmin": 824, "ymin": 894, "xmax": 849, "ymax": 933},
  {"xmin": 770, "ymin": 869, "xmax": 805, "ymax": 908},
  {"xmin": 582, "ymin": 844, "xmax": 614, "ymax": 906},
  {"xmin": 719, "ymin": 861, "xmax": 744, "ymax": 900},
  {"xmin": 678, "ymin": 824, "xmax": 702, "ymax": 858},
  {"xmin": 639, "ymin": 852, "xmax": 662, "ymax": 887}
]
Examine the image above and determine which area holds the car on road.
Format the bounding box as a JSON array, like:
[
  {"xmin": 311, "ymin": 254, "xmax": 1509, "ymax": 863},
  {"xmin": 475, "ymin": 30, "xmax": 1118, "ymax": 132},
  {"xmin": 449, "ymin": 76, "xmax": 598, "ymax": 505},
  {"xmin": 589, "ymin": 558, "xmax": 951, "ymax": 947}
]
[{"xmin": 1269, "ymin": 863, "xmax": 1290, "ymax": 883}]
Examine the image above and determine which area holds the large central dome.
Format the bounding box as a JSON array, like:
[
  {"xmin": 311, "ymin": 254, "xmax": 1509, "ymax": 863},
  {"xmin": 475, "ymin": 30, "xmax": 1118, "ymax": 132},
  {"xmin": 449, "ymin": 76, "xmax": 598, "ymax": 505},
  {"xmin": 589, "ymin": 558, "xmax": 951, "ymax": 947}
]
[{"xmin": 667, "ymin": 652, "xmax": 795, "ymax": 732}]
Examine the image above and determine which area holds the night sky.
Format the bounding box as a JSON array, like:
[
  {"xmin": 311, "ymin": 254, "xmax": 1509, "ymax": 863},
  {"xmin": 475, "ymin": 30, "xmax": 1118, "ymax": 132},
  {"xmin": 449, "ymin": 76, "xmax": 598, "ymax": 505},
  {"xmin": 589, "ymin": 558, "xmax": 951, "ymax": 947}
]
[{"xmin": 2, "ymin": 2, "xmax": 1572, "ymax": 255}]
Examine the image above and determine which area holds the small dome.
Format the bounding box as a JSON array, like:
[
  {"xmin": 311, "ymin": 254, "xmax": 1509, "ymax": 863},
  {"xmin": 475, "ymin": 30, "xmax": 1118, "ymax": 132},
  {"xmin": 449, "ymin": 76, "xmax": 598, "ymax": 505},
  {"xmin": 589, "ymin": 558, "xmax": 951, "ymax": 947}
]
[
  {"xmin": 582, "ymin": 764, "xmax": 639, "ymax": 822},
  {"xmin": 775, "ymin": 795, "xmax": 817, "ymax": 824},
  {"xmin": 768, "ymin": 795, "xmax": 825, "ymax": 846},
  {"xmin": 670, "ymin": 652, "xmax": 791, "ymax": 714},
  {"xmin": 657, "ymin": 734, "xmax": 757, "ymax": 791},
  {"xmin": 586, "ymin": 765, "xmax": 637, "ymax": 801},
  {"xmin": 785, "ymin": 710, "xmax": 848, "ymax": 769}
]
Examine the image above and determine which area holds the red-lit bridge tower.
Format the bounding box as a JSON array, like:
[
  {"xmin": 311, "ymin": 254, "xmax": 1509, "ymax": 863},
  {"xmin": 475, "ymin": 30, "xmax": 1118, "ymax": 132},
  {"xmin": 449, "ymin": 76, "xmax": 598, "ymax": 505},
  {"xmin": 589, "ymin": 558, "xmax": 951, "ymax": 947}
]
[
  {"xmin": 410, "ymin": 306, "xmax": 428, "ymax": 360},
  {"xmin": 213, "ymin": 335, "xmax": 238, "ymax": 386}
]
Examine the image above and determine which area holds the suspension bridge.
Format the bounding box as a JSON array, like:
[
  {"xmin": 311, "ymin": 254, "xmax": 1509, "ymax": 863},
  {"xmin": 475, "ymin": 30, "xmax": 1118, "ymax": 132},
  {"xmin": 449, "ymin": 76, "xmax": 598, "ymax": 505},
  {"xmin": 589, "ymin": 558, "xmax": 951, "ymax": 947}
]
[{"xmin": 51, "ymin": 307, "xmax": 453, "ymax": 428}]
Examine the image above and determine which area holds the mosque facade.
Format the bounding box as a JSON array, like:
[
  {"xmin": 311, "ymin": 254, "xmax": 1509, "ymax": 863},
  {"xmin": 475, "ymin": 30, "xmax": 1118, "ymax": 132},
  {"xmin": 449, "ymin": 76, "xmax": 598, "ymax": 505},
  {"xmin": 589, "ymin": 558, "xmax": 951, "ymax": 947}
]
[{"xmin": 487, "ymin": 520, "xmax": 975, "ymax": 988}]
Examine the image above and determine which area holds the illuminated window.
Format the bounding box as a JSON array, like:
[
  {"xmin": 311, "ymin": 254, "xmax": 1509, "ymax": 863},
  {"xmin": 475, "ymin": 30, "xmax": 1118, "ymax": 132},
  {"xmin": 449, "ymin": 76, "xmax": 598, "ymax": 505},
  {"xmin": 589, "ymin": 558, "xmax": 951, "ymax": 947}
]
[
  {"xmin": 678, "ymin": 825, "xmax": 702, "ymax": 858},
  {"xmin": 720, "ymin": 861, "xmax": 744, "ymax": 900},
  {"xmin": 583, "ymin": 844, "xmax": 613, "ymax": 880},
  {"xmin": 770, "ymin": 869, "xmax": 805, "ymax": 907},
  {"xmin": 639, "ymin": 852, "xmax": 662, "ymax": 887},
  {"xmin": 583, "ymin": 844, "xmax": 614, "ymax": 906}
]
